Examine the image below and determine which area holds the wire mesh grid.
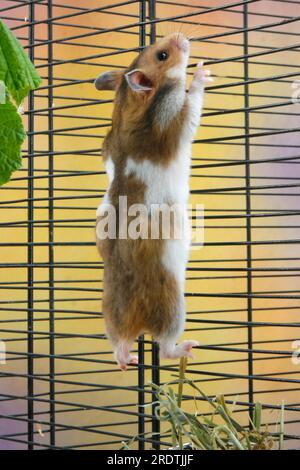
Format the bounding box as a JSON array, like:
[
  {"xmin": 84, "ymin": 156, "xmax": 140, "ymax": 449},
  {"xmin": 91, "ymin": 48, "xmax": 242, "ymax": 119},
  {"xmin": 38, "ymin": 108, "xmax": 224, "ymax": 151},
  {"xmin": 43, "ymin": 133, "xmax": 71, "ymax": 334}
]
[{"xmin": 0, "ymin": 0, "xmax": 300, "ymax": 450}]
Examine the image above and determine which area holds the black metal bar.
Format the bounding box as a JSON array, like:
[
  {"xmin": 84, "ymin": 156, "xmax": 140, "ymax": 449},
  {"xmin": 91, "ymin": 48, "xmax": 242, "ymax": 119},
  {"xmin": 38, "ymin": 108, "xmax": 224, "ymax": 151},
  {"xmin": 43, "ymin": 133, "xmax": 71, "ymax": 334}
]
[
  {"xmin": 148, "ymin": 0, "xmax": 156, "ymax": 44},
  {"xmin": 148, "ymin": 0, "xmax": 160, "ymax": 450},
  {"xmin": 151, "ymin": 343, "xmax": 160, "ymax": 449},
  {"xmin": 244, "ymin": 0, "xmax": 256, "ymax": 422},
  {"xmin": 137, "ymin": 0, "xmax": 147, "ymax": 451},
  {"xmin": 48, "ymin": 0, "xmax": 55, "ymax": 449},
  {"xmin": 27, "ymin": 0, "xmax": 35, "ymax": 451}
]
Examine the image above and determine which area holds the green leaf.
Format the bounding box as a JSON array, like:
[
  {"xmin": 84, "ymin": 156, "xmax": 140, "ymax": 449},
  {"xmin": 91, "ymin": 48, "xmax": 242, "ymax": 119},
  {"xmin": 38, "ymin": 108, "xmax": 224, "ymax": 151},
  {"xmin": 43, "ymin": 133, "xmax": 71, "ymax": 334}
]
[
  {"xmin": 0, "ymin": 100, "xmax": 26, "ymax": 185},
  {"xmin": 177, "ymin": 357, "xmax": 187, "ymax": 408},
  {"xmin": 253, "ymin": 402, "xmax": 262, "ymax": 432},
  {"xmin": 0, "ymin": 80, "xmax": 5, "ymax": 104},
  {"xmin": 214, "ymin": 425, "xmax": 245, "ymax": 450},
  {"xmin": 126, "ymin": 360, "xmax": 286, "ymax": 451},
  {"xmin": 279, "ymin": 402, "xmax": 285, "ymax": 450},
  {"xmin": 0, "ymin": 19, "xmax": 41, "ymax": 105}
]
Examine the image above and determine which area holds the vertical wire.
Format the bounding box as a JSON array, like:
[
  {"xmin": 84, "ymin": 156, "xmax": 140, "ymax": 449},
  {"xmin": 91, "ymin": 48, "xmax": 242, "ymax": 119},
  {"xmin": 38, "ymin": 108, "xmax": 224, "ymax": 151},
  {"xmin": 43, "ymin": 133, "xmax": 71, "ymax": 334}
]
[
  {"xmin": 243, "ymin": 0, "xmax": 254, "ymax": 420},
  {"xmin": 151, "ymin": 346, "xmax": 160, "ymax": 450},
  {"xmin": 48, "ymin": 0, "xmax": 55, "ymax": 448},
  {"xmin": 148, "ymin": 0, "xmax": 160, "ymax": 451},
  {"xmin": 149, "ymin": 0, "xmax": 156, "ymax": 44},
  {"xmin": 27, "ymin": 0, "xmax": 35, "ymax": 450},
  {"xmin": 138, "ymin": 0, "xmax": 146, "ymax": 451}
]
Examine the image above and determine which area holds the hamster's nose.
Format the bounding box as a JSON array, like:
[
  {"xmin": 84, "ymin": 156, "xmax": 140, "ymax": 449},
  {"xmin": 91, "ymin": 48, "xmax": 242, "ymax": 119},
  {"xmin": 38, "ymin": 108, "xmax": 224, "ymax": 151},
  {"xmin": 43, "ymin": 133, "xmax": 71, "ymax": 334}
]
[{"xmin": 170, "ymin": 33, "xmax": 189, "ymax": 53}]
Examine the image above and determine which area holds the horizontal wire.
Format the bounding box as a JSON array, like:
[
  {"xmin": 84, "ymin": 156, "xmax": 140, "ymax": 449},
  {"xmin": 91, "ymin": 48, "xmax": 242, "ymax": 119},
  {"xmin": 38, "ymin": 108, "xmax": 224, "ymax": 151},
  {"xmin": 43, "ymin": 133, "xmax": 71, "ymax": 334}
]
[
  {"xmin": 10, "ymin": 0, "xmax": 139, "ymax": 31},
  {"xmin": 2, "ymin": 359, "xmax": 300, "ymax": 391},
  {"xmin": 0, "ymin": 303, "xmax": 299, "ymax": 316},
  {"xmin": 0, "ymin": 0, "xmax": 45, "ymax": 14},
  {"xmin": 20, "ymin": 0, "xmax": 276, "ymax": 50}
]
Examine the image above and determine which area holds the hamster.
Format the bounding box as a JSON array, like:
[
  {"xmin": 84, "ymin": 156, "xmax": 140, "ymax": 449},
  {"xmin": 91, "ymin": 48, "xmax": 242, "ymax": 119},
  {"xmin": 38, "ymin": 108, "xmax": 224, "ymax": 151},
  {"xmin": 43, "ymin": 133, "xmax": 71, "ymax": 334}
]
[{"xmin": 94, "ymin": 33, "xmax": 211, "ymax": 370}]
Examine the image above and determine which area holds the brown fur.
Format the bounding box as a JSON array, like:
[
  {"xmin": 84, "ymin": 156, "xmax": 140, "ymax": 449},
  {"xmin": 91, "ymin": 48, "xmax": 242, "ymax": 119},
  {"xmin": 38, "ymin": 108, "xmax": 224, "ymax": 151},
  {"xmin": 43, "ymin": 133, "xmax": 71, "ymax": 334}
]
[{"xmin": 97, "ymin": 233, "xmax": 180, "ymax": 342}]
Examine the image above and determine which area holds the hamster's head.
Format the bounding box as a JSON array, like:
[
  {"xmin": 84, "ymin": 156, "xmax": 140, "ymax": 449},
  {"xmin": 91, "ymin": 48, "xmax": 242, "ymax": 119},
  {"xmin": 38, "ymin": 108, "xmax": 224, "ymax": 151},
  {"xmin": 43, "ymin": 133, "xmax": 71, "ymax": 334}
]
[{"xmin": 94, "ymin": 33, "xmax": 190, "ymax": 101}]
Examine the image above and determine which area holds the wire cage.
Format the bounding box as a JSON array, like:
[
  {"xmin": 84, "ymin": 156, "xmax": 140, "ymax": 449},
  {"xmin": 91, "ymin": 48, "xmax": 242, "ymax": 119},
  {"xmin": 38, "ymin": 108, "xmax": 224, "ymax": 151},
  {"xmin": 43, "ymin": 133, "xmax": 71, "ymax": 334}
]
[{"xmin": 0, "ymin": 0, "xmax": 300, "ymax": 450}]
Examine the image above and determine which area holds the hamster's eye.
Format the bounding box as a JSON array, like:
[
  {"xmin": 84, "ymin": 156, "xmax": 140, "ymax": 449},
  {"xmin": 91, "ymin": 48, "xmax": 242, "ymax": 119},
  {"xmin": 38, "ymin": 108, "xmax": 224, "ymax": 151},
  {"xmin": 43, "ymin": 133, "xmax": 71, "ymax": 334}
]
[{"xmin": 157, "ymin": 51, "xmax": 168, "ymax": 61}]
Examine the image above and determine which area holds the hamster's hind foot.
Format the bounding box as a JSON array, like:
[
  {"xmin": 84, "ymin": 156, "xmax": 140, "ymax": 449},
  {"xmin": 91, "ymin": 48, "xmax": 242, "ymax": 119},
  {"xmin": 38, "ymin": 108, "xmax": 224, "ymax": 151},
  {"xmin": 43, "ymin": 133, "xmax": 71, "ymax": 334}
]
[
  {"xmin": 114, "ymin": 341, "xmax": 138, "ymax": 371},
  {"xmin": 118, "ymin": 355, "xmax": 138, "ymax": 371},
  {"xmin": 159, "ymin": 339, "xmax": 199, "ymax": 360},
  {"xmin": 175, "ymin": 340, "xmax": 199, "ymax": 359}
]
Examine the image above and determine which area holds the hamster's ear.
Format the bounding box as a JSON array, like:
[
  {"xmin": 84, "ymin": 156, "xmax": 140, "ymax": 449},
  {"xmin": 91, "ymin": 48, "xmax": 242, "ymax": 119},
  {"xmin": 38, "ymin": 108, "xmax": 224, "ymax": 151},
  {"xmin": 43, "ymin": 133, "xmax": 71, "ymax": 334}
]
[
  {"xmin": 94, "ymin": 70, "xmax": 123, "ymax": 91},
  {"xmin": 125, "ymin": 69, "xmax": 153, "ymax": 92}
]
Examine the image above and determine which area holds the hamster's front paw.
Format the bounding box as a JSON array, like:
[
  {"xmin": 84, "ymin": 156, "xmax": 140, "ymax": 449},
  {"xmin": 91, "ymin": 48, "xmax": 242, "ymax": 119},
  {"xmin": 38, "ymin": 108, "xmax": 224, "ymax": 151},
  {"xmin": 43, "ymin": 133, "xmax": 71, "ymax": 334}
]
[{"xmin": 193, "ymin": 62, "xmax": 213, "ymax": 86}]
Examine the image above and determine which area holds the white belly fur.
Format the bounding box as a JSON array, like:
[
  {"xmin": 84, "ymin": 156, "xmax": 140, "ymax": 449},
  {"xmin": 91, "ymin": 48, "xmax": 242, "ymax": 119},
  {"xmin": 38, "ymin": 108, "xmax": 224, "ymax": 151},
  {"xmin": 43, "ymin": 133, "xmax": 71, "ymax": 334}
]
[
  {"xmin": 96, "ymin": 157, "xmax": 114, "ymax": 217},
  {"xmin": 125, "ymin": 145, "xmax": 191, "ymax": 289}
]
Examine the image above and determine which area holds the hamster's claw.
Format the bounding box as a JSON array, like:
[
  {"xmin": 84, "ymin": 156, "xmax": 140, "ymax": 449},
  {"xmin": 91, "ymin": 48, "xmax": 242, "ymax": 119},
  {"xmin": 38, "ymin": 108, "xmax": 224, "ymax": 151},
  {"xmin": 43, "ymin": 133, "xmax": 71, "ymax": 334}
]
[
  {"xmin": 160, "ymin": 339, "xmax": 199, "ymax": 360},
  {"xmin": 118, "ymin": 354, "xmax": 139, "ymax": 371},
  {"xmin": 128, "ymin": 355, "xmax": 139, "ymax": 365},
  {"xmin": 194, "ymin": 62, "xmax": 214, "ymax": 84},
  {"xmin": 181, "ymin": 340, "xmax": 200, "ymax": 359}
]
